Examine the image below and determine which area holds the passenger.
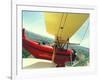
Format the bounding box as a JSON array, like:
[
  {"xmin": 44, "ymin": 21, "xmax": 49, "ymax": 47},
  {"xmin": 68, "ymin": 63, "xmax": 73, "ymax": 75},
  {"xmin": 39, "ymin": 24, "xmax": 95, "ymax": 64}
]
[
  {"xmin": 42, "ymin": 42, "xmax": 46, "ymax": 45},
  {"xmin": 72, "ymin": 49, "xmax": 77, "ymax": 61},
  {"xmin": 38, "ymin": 42, "xmax": 40, "ymax": 45}
]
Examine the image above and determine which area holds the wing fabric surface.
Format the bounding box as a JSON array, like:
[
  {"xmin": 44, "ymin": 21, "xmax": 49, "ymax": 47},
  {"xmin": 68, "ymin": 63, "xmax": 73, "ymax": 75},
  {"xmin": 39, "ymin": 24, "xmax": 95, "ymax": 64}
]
[{"xmin": 44, "ymin": 12, "xmax": 89, "ymax": 43}]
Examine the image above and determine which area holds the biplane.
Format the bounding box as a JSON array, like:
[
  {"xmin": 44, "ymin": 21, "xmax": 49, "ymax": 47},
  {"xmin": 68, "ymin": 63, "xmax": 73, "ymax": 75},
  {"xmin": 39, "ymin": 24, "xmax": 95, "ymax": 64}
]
[{"xmin": 22, "ymin": 12, "xmax": 89, "ymax": 67}]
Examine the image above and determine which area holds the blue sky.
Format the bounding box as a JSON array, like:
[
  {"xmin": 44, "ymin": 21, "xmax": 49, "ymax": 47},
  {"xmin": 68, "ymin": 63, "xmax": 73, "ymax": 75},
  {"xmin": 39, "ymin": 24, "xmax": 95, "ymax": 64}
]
[
  {"xmin": 22, "ymin": 11, "xmax": 89, "ymax": 48},
  {"xmin": 70, "ymin": 18, "xmax": 89, "ymax": 47},
  {"xmin": 23, "ymin": 11, "xmax": 54, "ymax": 38}
]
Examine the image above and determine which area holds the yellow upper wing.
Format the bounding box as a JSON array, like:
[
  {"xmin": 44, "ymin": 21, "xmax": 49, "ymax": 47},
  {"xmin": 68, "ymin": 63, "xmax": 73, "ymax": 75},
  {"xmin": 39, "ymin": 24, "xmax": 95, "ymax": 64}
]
[{"xmin": 44, "ymin": 12, "xmax": 89, "ymax": 42}]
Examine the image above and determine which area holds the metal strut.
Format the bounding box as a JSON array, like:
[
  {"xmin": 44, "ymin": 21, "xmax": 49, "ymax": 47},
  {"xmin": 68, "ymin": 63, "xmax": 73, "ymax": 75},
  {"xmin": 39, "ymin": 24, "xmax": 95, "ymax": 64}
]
[{"xmin": 56, "ymin": 13, "xmax": 69, "ymax": 49}]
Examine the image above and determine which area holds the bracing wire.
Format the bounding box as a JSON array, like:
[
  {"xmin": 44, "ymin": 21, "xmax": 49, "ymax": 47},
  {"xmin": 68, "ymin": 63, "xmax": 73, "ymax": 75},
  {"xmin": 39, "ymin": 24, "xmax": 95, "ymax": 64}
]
[
  {"xmin": 56, "ymin": 13, "xmax": 64, "ymax": 48},
  {"xmin": 56, "ymin": 13, "xmax": 69, "ymax": 48},
  {"xmin": 59, "ymin": 14, "xmax": 68, "ymax": 41},
  {"xmin": 60, "ymin": 14, "xmax": 69, "ymax": 48},
  {"xmin": 80, "ymin": 21, "xmax": 89, "ymax": 44},
  {"xmin": 57, "ymin": 13, "xmax": 64, "ymax": 36}
]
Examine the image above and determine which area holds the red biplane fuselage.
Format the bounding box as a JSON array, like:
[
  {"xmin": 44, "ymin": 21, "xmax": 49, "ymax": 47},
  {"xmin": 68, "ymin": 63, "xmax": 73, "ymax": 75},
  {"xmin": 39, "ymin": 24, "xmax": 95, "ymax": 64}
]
[{"xmin": 22, "ymin": 29, "xmax": 76, "ymax": 67}]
